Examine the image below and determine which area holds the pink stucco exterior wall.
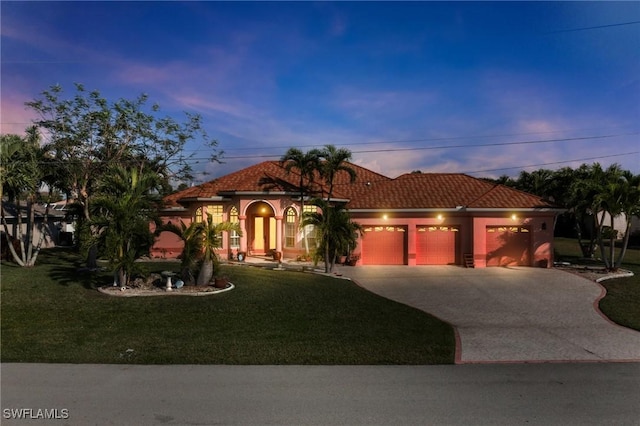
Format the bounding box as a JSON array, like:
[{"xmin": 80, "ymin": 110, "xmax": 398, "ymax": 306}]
[{"xmin": 152, "ymin": 197, "xmax": 557, "ymax": 268}]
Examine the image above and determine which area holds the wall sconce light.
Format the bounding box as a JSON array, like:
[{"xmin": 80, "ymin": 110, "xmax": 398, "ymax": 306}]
[
  {"xmin": 511, "ymin": 214, "xmax": 517, "ymax": 221},
  {"xmin": 437, "ymin": 214, "xmax": 443, "ymax": 221},
  {"xmin": 382, "ymin": 214, "xmax": 388, "ymax": 220}
]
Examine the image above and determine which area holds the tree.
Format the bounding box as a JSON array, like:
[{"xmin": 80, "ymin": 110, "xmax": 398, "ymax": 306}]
[
  {"xmin": 90, "ymin": 166, "xmax": 162, "ymax": 286},
  {"xmin": 157, "ymin": 220, "xmax": 204, "ymax": 286},
  {"xmin": 0, "ymin": 130, "xmax": 53, "ymax": 267},
  {"xmin": 318, "ymin": 145, "xmax": 356, "ymax": 201},
  {"xmin": 195, "ymin": 214, "xmax": 241, "ymax": 286},
  {"xmin": 591, "ymin": 165, "xmax": 640, "ymax": 270},
  {"xmin": 280, "ymin": 147, "xmax": 321, "ymax": 254},
  {"xmin": 25, "ymin": 84, "xmax": 216, "ymax": 252},
  {"xmin": 614, "ymin": 171, "xmax": 640, "ymax": 269},
  {"xmin": 303, "ymin": 198, "xmax": 363, "ymax": 273}
]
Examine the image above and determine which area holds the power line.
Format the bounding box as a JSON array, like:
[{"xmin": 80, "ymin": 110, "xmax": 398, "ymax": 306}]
[
  {"xmin": 216, "ymin": 132, "xmax": 638, "ymax": 160},
  {"xmin": 545, "ymin": 20, "xmax": 640, "ymax": 34},
  {"xmin": 463, "ymin": 152, "xmax": 640, "ymax": 175},
  {"xmin": 189, "ymin": 127, "xmax": 637, "ymax": 154}
]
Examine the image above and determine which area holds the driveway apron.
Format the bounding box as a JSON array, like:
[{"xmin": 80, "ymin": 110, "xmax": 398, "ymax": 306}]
[{"xmin": 338, "ymin": 266, "xmax": 640, "ymax": 363}]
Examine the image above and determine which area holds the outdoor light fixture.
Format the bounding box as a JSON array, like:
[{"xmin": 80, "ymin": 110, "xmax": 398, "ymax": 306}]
[
  {"xmin": 511, "ymin": 214, "xmax": 517, "ymax": 221},
  {"xmin": 383, "ymin": 214, "xmax": 388, "ymax": 220},
  {"xmin": 437, "ymin": 214, "xmax": 443, "ymax": 221}
]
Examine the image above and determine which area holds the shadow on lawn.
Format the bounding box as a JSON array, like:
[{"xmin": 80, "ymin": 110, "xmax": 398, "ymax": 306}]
[{"xmin": 41, "ymin": 248, "xmax": 111, "ymax": 290}]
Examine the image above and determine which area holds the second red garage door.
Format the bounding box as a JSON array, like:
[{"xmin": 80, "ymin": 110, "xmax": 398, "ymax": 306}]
[
  {"xmin": 416, "ymin": 226, "xmax": 459, "ymax": 265},
  {"xmin": 361, "ymin": 226, "xmax": 407, "ymax": 265}
]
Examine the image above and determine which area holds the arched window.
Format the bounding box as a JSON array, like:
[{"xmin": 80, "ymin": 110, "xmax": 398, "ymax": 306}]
[
  {"xmin": 229, "ymin": 206, "xmax": 240, "ymax": 248},
  {"xmin": 195, "ymin": 206, "xmax": 204, "ymax": 223},
  {"xmin": 285, "ymin": 207, "xmax": 297, "ymax": 248}
]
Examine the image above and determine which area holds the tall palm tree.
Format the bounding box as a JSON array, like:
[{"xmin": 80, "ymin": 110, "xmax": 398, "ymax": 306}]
[
  {"xmin": 591, "ymin": 165, "xmax": 640, "ymax": 270},
  {"xmin": 302, "ymin": 198, "xmax": 362, "ymax": 273},
  {"xmin": 280, "ymin": 147, "xmax": 320, "ymax": 254},
  {"xmin": 318, "ymin": 145, "xmax": 356, "ymax": 201},
  {"xmin": 90, "ymin": 166, "xmax": 162, "ymax": 286},
  {"xmin": 614, "ymin": 171, "xmax": 640, "ymax": 269}
]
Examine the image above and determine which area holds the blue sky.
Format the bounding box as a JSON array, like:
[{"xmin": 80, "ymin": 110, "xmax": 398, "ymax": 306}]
[{"xmin": 2, "ymin": 1, "xmax": 639, "ymax": 183}]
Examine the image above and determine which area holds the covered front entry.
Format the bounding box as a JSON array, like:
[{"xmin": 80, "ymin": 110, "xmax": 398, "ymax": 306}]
[
  {"xmin": 247, "ymin": 201, "xmax": 276, "ymax": 255},
  {"xmin": 486, "ymin": 226, "xmax": 531, "ymax": 266},
  {"xmin": 416, "ymin": 225, "xmax": 459, "ymax": 265},
  {"xmin": 361, "ymin": 225, "xmax": 407, "ymax": 265}
]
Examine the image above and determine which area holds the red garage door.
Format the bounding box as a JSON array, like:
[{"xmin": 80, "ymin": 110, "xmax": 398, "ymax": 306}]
[
  {"xmin": 361, "ymin": 226, "xmax": 407, "ymax": 265},
  {"xmin": 486, "ymin": 226, "xmax": 530, "ymax": 266},
  {"xmin": 416, "ymin": 226, "xmax": 459, "ymax": 265}
]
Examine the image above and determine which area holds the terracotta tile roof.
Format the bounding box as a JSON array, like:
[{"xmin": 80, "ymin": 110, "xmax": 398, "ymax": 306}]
[
  {"xmin": 346, "ymin": 173, "xmax": 555, "ymax": 209},
  {"xmin": 163, "ymin": 161, "xmax": 555, "ymax": 210}
]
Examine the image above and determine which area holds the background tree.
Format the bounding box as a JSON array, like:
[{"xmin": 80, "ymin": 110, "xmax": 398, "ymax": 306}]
[
  {"xmin": 25, "ymin": 84, "xmax": 216, "ymax": 251},
  {"xmin": 280, "ymin": 147, "xmax": 321, "ymax": 254}
]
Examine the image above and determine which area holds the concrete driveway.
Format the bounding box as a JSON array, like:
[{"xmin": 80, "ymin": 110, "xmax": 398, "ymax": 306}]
[{"xmin": 337, "ymin": 266, "xmax": 640, "ymax": 363}]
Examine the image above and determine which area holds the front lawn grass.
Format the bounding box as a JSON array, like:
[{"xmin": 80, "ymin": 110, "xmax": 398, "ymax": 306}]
[
  {"xmin": 1, "ymin": 249, "xmax": 455, "ymax": 364},
  {"xmin": 554, "ymin": 237, "xmax": 640, "ymax": 331}
]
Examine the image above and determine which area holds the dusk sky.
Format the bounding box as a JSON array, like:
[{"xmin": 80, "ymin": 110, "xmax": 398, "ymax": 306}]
[{"xmin": 2, "ymin": 1, "xmax": 639, "ymax": 183}]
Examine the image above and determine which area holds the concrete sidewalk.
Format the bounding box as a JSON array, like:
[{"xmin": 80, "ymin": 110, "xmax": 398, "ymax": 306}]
[{"xmin": 337, "ymin": 266, "xmax": 640, "ymax": 363}]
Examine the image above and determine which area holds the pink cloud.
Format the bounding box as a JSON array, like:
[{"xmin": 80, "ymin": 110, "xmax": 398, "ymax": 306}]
[{"xmin": 0, "ymin": 90, "xmax": 37, "ymax": 135}]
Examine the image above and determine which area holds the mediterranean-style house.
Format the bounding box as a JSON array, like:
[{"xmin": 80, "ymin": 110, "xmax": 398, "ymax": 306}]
[{"xmin": 152, "ymin": 161, "xmax": 562, "ymax": 268}]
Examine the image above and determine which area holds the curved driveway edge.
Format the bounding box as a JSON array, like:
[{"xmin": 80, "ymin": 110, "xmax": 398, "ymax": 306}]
[{"xmin": 338, "ymin": 266, "xmax": 640, "ymax": 364}]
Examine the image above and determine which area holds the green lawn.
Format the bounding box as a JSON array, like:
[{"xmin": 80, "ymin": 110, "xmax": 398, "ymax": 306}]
[
  {"xmin": 554, "ymin": 237, "xmax": 640, "ymax": 331},
  {"xmin": 1, "ymin": 249, "xmax": 455, "ymax": 364}
]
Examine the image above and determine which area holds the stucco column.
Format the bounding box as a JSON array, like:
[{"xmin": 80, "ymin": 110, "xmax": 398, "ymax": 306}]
[
  {"xmin": 239, "ymin": 215, "xmax": 247, "ymax": 254},
  {"xmin": 275, "ymin": 215, "xmax": 283, "ymax": 254}
]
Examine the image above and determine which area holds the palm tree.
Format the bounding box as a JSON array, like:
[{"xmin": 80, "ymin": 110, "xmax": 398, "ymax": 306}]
[
  {"xmin": 280, "ymin": 147, "xmax": 321, "ymax": 254},
  {"xmin": 568, "ymin": 163, "xmax": 606, "ymax": 258},
  {"xmin": 0, "ymin": 130, "xmax": 51, "ymax": 267},
  {"xmin": 196, "ymin": 213, "xmax": 241, "ymax": 286},
  {"xmin": 591, "ymin": 165, "xmax": 640, "ymax": 270},
  {"xmin": 156, "ymin": 220, "xmax": 203, "ymax": 286},
  {"xmin": 302, "ymin": 198, "xmax": 363, "ymax": 273},
  {"xmin": 318, "ymin": 145, "xmax": 356, "ymax": 201},
  {"xmin": 90, "ymin": 166, "xmax": 161, "ymax": 286}
]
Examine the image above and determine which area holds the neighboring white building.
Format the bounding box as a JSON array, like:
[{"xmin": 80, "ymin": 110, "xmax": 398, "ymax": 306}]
[{"xmin": 597, "ymin": 212, "xmax": 640, "ymax": 239}]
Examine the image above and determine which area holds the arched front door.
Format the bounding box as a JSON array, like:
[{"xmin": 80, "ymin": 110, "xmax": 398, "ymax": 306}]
[{"xmin": 247, "ymin": 201, "xmax": 276, "ymax": 255}]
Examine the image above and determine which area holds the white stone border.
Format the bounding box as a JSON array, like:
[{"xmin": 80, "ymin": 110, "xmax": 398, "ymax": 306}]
[
  {"xmin": 595, "ymin": 270, "xmax": 634, "ymax": 283},
  {"xmin": 98, "ymin": 283, "xmax": 235, "ymax": 297}
]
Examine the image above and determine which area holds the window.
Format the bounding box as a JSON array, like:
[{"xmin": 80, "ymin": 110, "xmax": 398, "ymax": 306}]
[
  {"xmin": 302, "ymin": 205, "xmax": 317, "ymax": 248},
  {"xmin": 229, "ymin": 206, "xmax": 240, "ymax": 248},
  {"xmin": 285, "ymin": 208, "xmax": 297, "ymax": 248},
  {"xmin": 208, "ymin": 205, "xmax": 223, "ymax": 224},
  {"xmin": 195, "ymin": 205, "xmax": 223, "ymax": 223}
]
